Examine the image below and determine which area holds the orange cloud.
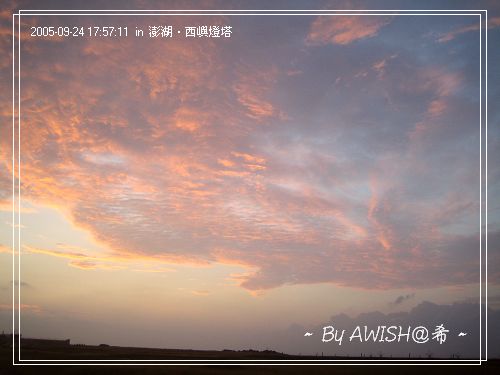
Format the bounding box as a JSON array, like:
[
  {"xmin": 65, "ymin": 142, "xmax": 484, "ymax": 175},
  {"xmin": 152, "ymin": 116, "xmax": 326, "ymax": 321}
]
[
  {"xmin": 217, "ymin": 159, "xmax": 235, "ymax": 168},
  {"xmin": 427, "ymin": 99, "xmax": 447, "ymax": 117},
  {"xmin": 307, "ymin": 15, "xmax": 391, "ymax": 45},
  {"xmin": 24, "ymin": 245, "xmax": 93, "ymax": 260},
  {"xmin": 24, "ymin": 244, "xmax": 127, "ymax": 271},
  {"xmin": 68, "ymin": 260, "xmax": 124, "ymax": 270},
  {"xmin": 367, "ymin": 177, "xmax": 392, "ymax": 251},
  {"xmin": 0, "ymin": 200, "xmax": 38, "ymax": 213},
  {"xmin": 233, "ymin": 65, "xmax": 282, "ymax": 121},
  {"xmin": 24, "ymin": 242, "xmax": 211, "ymax": 271},
  {"xmin": 231, "ymin": 152, "xmax": 266, "ymax": 165},
  {"xmin": 173, "ymin": 107, "xmax": 204, "ymax": 133}
]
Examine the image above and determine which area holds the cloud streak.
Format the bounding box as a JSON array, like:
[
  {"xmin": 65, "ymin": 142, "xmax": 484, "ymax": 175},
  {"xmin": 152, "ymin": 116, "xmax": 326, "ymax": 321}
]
[
  {"xmin": 307, "ymin": 15, "xmax": 391, "ymax": 45},
  {"xmin": 437, "ymin": 16, "xmax": 500, "ymax": 43}
]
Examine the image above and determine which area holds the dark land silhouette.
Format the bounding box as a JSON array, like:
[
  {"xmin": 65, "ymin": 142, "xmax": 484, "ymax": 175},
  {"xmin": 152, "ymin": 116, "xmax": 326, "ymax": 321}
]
[{"xmin": 1, "ymin": 334, "xmax": 499, "ymax": 374}]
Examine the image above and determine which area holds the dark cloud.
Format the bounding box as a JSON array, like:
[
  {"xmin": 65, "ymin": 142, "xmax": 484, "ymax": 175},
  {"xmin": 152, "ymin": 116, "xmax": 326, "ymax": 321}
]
[
  {"xmin": 270, "ymin": 301, "xmax": 498, "ymax": 358},
  {"xmin": 11, "ymin": 280, "xmax": 31, "ymax": 288},
  {"xmin": 0, "ymin": 280, "xmax": 31, "ymax": 291},
  {"xmin": 392, "ymin": 293, "xmax": 415, "ymax": 305}
]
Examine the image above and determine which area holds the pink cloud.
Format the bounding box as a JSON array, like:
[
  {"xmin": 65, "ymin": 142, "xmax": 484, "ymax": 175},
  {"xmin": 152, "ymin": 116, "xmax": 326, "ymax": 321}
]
[
  {"xmin": 233, "ymin": 65, "xmax": 283, "ymax": 121},
  {"xmin": 307, "ymin": 15, "xmax": 391, "ymax": 45},
  {"xmin": 438, "ymin": 16, "xmax": 500, "ymax": 43}
]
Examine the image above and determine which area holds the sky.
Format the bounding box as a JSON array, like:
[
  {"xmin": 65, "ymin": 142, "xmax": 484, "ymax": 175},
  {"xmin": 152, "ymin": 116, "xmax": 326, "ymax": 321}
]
[{"xmin": 0, "ymin": 0, "xmax": 499, "ymax": 359}]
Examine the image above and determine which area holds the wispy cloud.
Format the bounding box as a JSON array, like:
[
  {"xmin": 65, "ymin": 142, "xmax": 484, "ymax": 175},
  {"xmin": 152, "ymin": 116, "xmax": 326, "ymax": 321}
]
[
  {"xmin": 437, "ymin": 16, "xmax": 500, "ymax": 43},
  {"xmin": 11, "ymin": 280, "xmax": 32, "ymax": 288},
  {"xmin": 68, "ymin": 260, "xmax": 125, "ymax": 271},
  {"xmin": 24, "ymin": 245, "xmax": 127, "ymax": 271},
  {"xmin": 307, "ymin": 15, "xmax": 391, "ymax": 45},
  {"xmin": 0, "ymin": 303, "xmax": 43, "ymax": 314}
]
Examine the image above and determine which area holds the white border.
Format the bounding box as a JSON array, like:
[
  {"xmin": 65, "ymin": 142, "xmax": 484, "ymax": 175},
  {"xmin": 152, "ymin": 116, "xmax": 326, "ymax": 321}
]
[
  {"xmin": 481, "ymin": 10, "xmax": 488, "ymax": 361},
  {"xmin": 11, "ymin": 13, "xmax": 488, "ymax": 15},
  {"xmin": 17, "ymin": 9, "xmax": 489, "ymax": 12},
  {"xmin": 11, "ymin": 12, "xmax": 15, "ymax": 367},
  {"xmin": 480, "ymin": 12, "xmax": 482, "ymax": 365},
  {"xmin": 11, "ymin": 9, "xmax": 488, "ymax": 366}
]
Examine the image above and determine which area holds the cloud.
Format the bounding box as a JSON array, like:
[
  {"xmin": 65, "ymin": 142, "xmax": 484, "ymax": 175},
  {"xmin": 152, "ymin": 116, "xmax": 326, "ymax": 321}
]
[
  {"xmin": 11, "ymin": 280, "xmax": 32, "ymax": 288},
  {"xmin": 0, "ymin": 280, "xmax": 32, "ymax": 292},
  {"xmin": 392, "ymin": 293, "xmax": 415, "ymax": 305},
  {"xmin": 24, "ymin": 243, "xmax": 204, "ymax": 272},
  {"xmin": 24, "ymin": 244, "xmax": 126, "ymax": 271},
  {"xmin": 68, "ymin": 260, "xmax": 124, "ymax": 271},
  {"xmin": 0, "ymin": 244, "xmax": 10, "ymax": 254},
  {"xmin": 24, "ymin": 245, "xmax": 94, "ymax": 261},
  {"xmin": 215, "ymin": 230, "xmax": 490, "ymax": 291},
  {"xmin": 0, "ymin": 11, "xmax": 494, "ymax": 294},
  {"xmin": 270, "ymin": 301, "xmax": 497, "ymax": 358},
  {"xmin": 0, "ymin": 303, "xmax": 43, "ymax": 314},
  {"xmin": 307, "ymin": 15, "xmax": 391, "ymax": 45},
  {"xmin": 438, "ymin": 16, "xmax": 500, "ymax": 43},
  {"xmin": 371, "ymin": 54, "xmax": 397, "ymax": 79},
  {"xmin": 0, "ymin": 201, "xmax": 38, "ymax": 213},
  {"xmin": 233, "ymin": 64, "xmax": 283, "ymax": 121}
]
